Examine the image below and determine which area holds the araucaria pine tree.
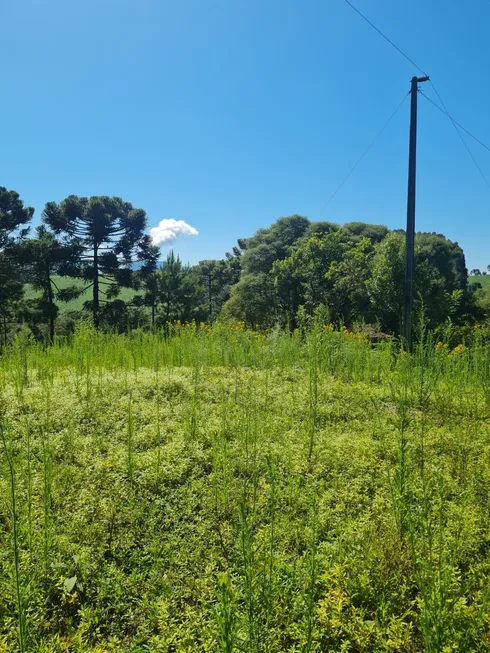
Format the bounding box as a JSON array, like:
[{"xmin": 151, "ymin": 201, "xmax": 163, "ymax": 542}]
[
  {"xmin": 0, "ymin": 187, "xmax": 34, "ymax": 343},
  {"xmin": 42, "ymin": 195, "xmax": 158, "ymax": 327}
]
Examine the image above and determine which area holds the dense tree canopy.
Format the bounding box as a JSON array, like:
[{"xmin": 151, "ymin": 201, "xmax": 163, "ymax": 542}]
[
  {"xmin": 223, "ymin": 217, "xmax": 476, "ymax": 333},
  {"xmin": 0, "ymin": 185, "xmax": 486, "ymax": 341}
]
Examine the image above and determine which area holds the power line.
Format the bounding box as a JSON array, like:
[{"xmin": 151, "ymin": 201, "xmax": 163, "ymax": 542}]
[
  {"xmin": 343, "ymin": 0, "xmax": 429, "ymax": 77},
  {"xmin": 419, "ymin": 90, "xmax": 490, "ymax": 154},
  {"xmin": 317, "ymin": 92, "xmax": 409, "ymax": 217},
  {"xmin": 420, "ymin": 85, "xmax": 490, "ymax": 193},
  {"xmin": 342, "ymin": 0, "xmax": 490, "ymax": 195}
]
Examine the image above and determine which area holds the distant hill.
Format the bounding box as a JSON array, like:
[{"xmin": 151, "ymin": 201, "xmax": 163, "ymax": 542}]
[{"xmin": 24, "ymin": 276, "xmax": 141, "ymax": 314}]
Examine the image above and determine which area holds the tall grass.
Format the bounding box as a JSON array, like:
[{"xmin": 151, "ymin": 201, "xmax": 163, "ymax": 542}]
[
  {"xmin": 1, "ymin": 321, "xmax": 490, "ymax": 651},
  {"xmin": 1, "ymin": 422, "xmax": 27, "ymax": 653}
]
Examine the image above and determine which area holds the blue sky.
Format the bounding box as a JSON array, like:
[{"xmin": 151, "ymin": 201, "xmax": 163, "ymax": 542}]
[{"xmin": 2, "ymin": 0, "xmax": 490, "ymax": 269}]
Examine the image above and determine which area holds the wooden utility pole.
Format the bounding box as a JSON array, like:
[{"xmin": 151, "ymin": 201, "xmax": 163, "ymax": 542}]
[{"xmin": 403, "ymin": 75, "xmax": 429, "ymax": 351}]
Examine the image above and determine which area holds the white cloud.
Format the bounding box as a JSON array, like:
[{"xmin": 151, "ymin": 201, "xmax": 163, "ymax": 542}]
[{"xmin": 150, "ymin": 218, "xmax": 199, "ymax": 246}]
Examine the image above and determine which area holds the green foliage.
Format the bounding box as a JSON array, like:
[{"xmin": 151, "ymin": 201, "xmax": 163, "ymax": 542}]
[
  {"xmin": 224, "ymin": 215, "xmax": 310, "ymax": 325},
  {"xmin": 0, "ymin": 325, "xmax": 490, "ymax": 651},
  {"xmin": 274, "ymin": 231, "xmax": 374, "ymax": 326},
  {"xmin": 0, "ymin": 190, "xmax": 485, "ymax": 338},
  {"xmin": 241, "ymin": 214, "xmax": 310, "ymax": 275},
  {"xmin": 0, "ymin": 187, "xmax": 34, "ymax": 338},
  {"xmin": 367, "ymin": 232, "xmax": 406, "ymax": 333},
  {"xmin": 368, "ymin": 231, "xmax": 471, "ymax": 332},
  {"xmin": 224, "ymin": 215, "xmax": 478, "ymax": 333},
  {"xmin": 0, "ymin": 187, "xmax": 33, "ymax": 250},
  {"xmin": 471, "ymin": 277, "xmax": 490, "ymax": 321},
  {"xmin": 158, "ymin": 250, "xmax": 201, "ymax": 324},
  {"xmin": 17, "ymin": 226, "xmax": 82, "ymax": 341},
  {"xmin": 222, "ymin": 272, "xmax": 278, "ymax": 327},
  {"xmin": 195, "ymin": 254, "xmax": 241, "ymax": 321},
  {"xmin": 343, "ymin": 221, "xmax": 389, "ymax": 243},
  {"xmin": 42, "ymin": 195, "xmax": 158, "ymax": 328}
]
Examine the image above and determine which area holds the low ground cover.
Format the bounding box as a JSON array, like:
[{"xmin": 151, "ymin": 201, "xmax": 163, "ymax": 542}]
[{"xmin": 1, "ymin": 324, "xmax": 490, "ymax": 651}]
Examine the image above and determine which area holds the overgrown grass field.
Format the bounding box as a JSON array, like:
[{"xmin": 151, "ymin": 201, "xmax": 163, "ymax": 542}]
[{"xmin": 2, "ymin": 323, "xmax": 490, "ymax": 651}]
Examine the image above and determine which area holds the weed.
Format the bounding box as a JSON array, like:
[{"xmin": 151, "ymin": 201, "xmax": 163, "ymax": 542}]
[{"xmin": 0, "ymin": 323, "xmax": 489, "ymax": 650}]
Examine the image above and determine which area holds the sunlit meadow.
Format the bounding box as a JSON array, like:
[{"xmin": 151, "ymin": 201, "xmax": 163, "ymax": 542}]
[{"xmin": 1, "ymin": 321, "xmax": 490, "ymax": 652}]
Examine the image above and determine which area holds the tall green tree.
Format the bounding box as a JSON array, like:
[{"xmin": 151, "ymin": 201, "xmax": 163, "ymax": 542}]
[
  {"xmin": 274, "ymin": 230, "xmax": 373, "ymax": 326},
  {"xmin": 322, "ymin": 236, "xmax": 375, "ymax": 323},
  {"xmin": 139, "ymin": 268, "xmax": 160, "ymax": 327},
  {"xmin": 222, "ymin": 272, "xmax": 278, "ymax": 327},
  {"xmin": 366, "ymin": 233, "xmax": 406, "ymax": 333},
  {"xmin": 18, "ymin": 226, "xmax": 82, "ymax": 341},
  {"xmin": 367, "ymin": 231, "xmax": 473, "ymax": 333},
  {"xmin": 42, "ymin": 195, "xmax": 157, "ymax": 327},
  {"xmin": 195, "ymin": 253, "xmax": 241, "ymax": 321},
  {"xmin": 0, "ymin": 187, "xmax": 33, "ymax": 249},
  {"xmin": 223, "ymin": 215, "xmax": 309, "ymax": 326},
  {"xmin": 0, "ymin": 187, "xmax": 34, "ymax": 343},
  {"xmin": 240, "ymin": 215, "xmax": 310, "ymax": 275},
  {"xmin": 196, "ymin": 260, "xmax": 218, "ymax": 319},
  {"xmin": 158, "ymin": 250, "xmax": 201, "ymax": 324}
]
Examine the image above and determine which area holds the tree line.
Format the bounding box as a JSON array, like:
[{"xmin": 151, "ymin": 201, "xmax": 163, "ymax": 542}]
[
  {"xmin": 469, "ymin": 268, "xmax": 490, "ymax": 277},
  {"xmin": 0, "ymin": 185, "xmax": 486, "ymax": 343}
]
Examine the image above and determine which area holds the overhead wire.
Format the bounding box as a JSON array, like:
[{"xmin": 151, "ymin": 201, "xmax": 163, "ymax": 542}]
[
  {"xmin": 342, "ymin": 0, "xmax": 429, "ymax": 77},
  {"xmin": 317, "ymin": 91, "xmax": 409, "ymax": 217},
  {"xmin": 418, "ymin": 90, "xmax": 490, "ymax": 154},
  {"xmin": 421, "ymin": 84, "xmax": 490, "ymax": 193},
  {"xmin": 343, "ymin": 0, "xmax": 490, "ymax": 194}
]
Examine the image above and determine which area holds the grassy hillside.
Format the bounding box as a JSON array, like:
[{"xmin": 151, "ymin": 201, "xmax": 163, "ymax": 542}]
[
  {"xmin": 471, "ymin": 274, "xmax": 490, "ymax": 288},
  {"xmin": 24, "ymin": 276, "xmax": 141, "ymax": 313},
  {"xmin": 1, "ymin": 326, "xmax": 490, "ymax": 651}
]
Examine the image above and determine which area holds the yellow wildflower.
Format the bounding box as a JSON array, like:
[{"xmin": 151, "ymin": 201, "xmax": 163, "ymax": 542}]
[{"xmin": 449, "ymin": 343, "xmax": 465, "ymax": 356}]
